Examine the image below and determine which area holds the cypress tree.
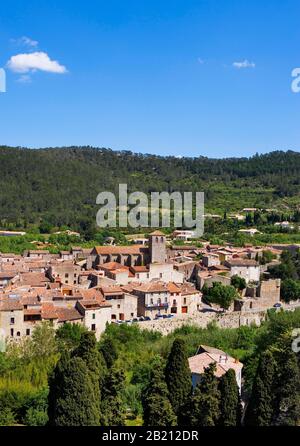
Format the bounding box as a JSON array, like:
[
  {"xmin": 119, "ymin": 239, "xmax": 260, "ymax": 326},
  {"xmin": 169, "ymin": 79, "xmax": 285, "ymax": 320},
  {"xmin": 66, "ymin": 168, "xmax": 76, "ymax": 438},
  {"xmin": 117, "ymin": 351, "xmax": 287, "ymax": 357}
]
[
  {"xmin": 244, "ymin": 350, "xmax": 276, "ymax": 426},
  {"xmin": 218, "ymin": 369, "xmax": 241, "ymax": 426},
  {"xmin": 99, "ymin": 337, "xmax": 118, "ymax": 369},
  {"xmin": 187, "ymin": 362, "xmax": 220, "ymax": 426},
  {"xmin": 142, "ymin": 357, "xmax": 177, "ymax": 426},
  {"xmin": 100, "ymin": 366, "xmax": 126, "ymax": 426},
  {"xmin": 73, "ymin": 331, "xmax": 107, "ymax": 397},
  {"xmin": 165, "ymin": 338, "xmax": 192, "ymax": 414},
  {"xmin": 48, "ymin": 356, "xmax": 100, "ymax": 426},
  {"xmin": 273, "ymin": 335, "xmax": 300, "ymax": 426}
]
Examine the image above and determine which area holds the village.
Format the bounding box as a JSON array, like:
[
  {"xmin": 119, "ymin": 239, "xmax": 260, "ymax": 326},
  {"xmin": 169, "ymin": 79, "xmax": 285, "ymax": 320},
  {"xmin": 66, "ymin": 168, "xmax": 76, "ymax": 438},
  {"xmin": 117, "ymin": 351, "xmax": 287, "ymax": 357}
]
[{"xmin": 0, "ymin": 229, "xmax": 291, "ymax": 345}]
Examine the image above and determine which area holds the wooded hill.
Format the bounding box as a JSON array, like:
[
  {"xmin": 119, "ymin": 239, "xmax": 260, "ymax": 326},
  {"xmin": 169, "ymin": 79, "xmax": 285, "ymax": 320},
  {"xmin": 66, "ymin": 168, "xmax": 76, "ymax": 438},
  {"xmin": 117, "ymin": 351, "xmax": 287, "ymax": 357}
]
[{"xmin": 1, "ymin": 146, "xmax": 300, "ymax": 228}]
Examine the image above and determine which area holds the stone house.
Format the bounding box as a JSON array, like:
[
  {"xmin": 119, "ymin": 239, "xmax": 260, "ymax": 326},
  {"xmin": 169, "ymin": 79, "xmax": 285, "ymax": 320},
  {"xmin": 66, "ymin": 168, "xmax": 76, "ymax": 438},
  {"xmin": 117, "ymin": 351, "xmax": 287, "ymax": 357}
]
[
  {"xmin": 188, "ymin": 345, "xmax": 243, "ymax": 393},
  {"xmin": 225, "ymin": 259, "xmax": 260, "ymax": 284}
]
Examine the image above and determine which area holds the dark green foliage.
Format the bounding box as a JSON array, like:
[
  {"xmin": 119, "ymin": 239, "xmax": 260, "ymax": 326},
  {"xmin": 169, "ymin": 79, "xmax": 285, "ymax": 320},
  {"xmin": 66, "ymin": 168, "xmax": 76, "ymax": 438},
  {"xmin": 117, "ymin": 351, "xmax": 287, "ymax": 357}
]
[
  {"xmin": 100, "ymin": 366, "xmax": 126, "ymax": 426},
  {"xmin": 244, "ymin": 351, "xmax": 277, "ymax": 426},
  {"xmin": 280, "ymin": 278, "xmax": 300, "ymax": 303},
  {"xmin": 22, "ymin": 388, "xmax": 49, "ymax": 426},
  {"xmin": 2, "ymin": 147, "xmax": 300, "ymax": 229},
  {"xmin": 272, "ymin": 334, "xmax": 300, "ymax": 426},
  {"xmin": 0, "ymin": 407, "xmax": 15, "ymax": 426},
  {"xmin": 73, "ymin": 332, "xmax": 107, "ymax": 411},
  {"xmin": 165, "ymin": 338, "xmax": 192, "ymax": 414},
  {"xmin": 142, "ymin": 357, "xmax": 177, "ymax": 426},
  {"xmin": 99, "ymin": 337, "xmax": 118, "ymax": 369},
  {"xmin": 48, "ymin": 355, "xmax": 100, "ymax": 426},
  {"xmin": 202, "ymin": 282, "xmax": 239, "ymax": 310},
  {"xmin": 218, "ymin": 369, "xmax": 241, "ymax": 426},
  {"xmin": 186, "ymin": 363, "xmax": 221, "ymax": 426},
  {"xmin": 231, "ymin": 275, "xmax": 246, "ymax": 291},
  {"xmin": 55, "ymin": 322, "xmax": 88, "ymax": 353}
]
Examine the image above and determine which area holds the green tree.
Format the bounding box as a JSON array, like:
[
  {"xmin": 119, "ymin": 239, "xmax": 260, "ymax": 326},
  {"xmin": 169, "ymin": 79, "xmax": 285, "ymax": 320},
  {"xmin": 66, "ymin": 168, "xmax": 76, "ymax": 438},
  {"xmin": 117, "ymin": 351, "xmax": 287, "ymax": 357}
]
[
  {"xmin": 100, "ymin": 366, "xmax": 126, "ymax": 426},
  {"xmin": 99, "ymin": 337, "xmax": 118, "ymax": 369},
  {"xmin": 73, "ymin": 331, "xmax": 107, "ymax": 394},
  {"xmin": 203, "ymin": 282, "xmax": 239, "ymax": 310},
  {"xmin": 48, "ymin": 355, "xmax": 100, "ymax": 426},
  {"xmin": 56, "ymin": 322, "xmax": 87, "ymax": 353},
  {"xmin": 244, "ymin": 350, "xmax": 276, "ymax": 426},
  {"xmin": 218, "ymin": 369, "xmax": 241, "ymax": 426},
  {"xmin": 142, "ymin": 357, "xmax": 177, "ymax": 426},
  {"xmin": 280, "ymin": 279, "xmax": 300, "ymax": 303},
  {"xmin": 165, "ymin": 338, "xmax": 192, "ymax": 415},
  {"xmin": 231, "ymin": 275, "xmax": 246, "ymax": 292},
  {"xmin": 187, "ymin": 363, "xmax": 220, "ymax": 426},
  {"xmin": 273, "ymin": 334, "xmax": 300, "ymax": 426}
]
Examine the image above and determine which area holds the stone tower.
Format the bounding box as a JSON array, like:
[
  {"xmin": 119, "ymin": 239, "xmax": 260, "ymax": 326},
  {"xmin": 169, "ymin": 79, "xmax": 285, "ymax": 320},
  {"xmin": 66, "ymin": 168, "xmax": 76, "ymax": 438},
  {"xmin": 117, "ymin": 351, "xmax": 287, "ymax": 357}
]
[{"xmin": 148, "ymin": 230, "xmax": 166, "ymax": 263}]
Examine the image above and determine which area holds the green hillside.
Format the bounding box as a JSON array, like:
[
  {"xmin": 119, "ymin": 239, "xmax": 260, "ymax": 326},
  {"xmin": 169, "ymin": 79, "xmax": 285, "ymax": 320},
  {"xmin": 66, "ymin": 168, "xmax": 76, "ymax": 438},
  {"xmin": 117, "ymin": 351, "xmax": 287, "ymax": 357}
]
[{"xmin": 0, "ymin": 146, "xmax": 300, "ymax": 229}]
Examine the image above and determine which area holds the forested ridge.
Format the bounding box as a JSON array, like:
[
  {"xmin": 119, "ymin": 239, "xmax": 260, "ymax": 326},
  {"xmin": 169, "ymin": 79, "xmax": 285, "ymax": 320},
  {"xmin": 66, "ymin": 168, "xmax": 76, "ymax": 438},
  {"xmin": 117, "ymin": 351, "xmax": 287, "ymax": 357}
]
[{"xmin": 1, "ymin": 146, "xmax": 300, "ymax": 228}]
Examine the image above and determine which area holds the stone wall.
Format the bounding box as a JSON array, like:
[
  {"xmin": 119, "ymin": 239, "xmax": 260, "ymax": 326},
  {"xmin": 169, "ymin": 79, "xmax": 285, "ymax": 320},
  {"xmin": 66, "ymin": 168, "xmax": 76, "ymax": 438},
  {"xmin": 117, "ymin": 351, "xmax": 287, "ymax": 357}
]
[{"xmin": 137, "ymin": 309, "xmax": 266, "ymax": 335}]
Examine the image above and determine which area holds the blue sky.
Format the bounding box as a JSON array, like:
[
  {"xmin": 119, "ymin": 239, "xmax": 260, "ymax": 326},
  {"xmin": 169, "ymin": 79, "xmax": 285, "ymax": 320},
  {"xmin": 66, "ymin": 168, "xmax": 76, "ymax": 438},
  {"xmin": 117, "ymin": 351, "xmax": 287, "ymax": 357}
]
[{"xmin": 0, "ymin": 0, "xmax": 299, "ymax": 158}]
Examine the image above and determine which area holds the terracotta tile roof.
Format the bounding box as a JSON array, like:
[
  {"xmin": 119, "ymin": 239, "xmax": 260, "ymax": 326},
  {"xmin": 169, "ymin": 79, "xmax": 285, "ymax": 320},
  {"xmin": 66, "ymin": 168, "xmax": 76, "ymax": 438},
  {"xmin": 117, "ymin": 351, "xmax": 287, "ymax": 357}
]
[
  {"xmin": 101, "ymin": 285, "xmax": 124, "ymax": 295},
  {"xmin": 180, "ymin": 283, "xmax": 200, "ymax": 295},
  {"xmin": 81, "ymin": 288, "xmax": 104, "ymax": 301},
  {"xmin": 99, "ymin": 262, "xmax": 129, "ymax": 271},
  {"xmin": 0, "ymin": 299, "xmax": 23, "ymax": 311},
  {"xmin": 133, "ymin": 281, "xmax": 168, "ymax": 293},
  {"xmin": 130, "ymin": 266, "xmax": 149, "ymax": 273},
  {"xmin": 167, "ymin": 282, "xmax": 182, "ymax": 293},
  {"xmin": 56, "ymin": 307, "xmax": 83, "ymax": 322},
  {"xmin": 149, "ymin": 230, "xmax": 165, "ymax": 236},
  {"xmin": 19, "ymin": 272, "xmax": 50, "ymax": 286},
  {"xmin": 24, "ymin": 308, "xmax": 41, "ymax": 316},
  {"xmin": 226, "ymin": 259, "xmax": 259, "ymax": 267},
  {"xmin": 188, "ymin": 351, "xmax": 243, "ymax": 378},
  {"xmin": 0, "ymin": 271, "xmax": 18, "ymax": 279}
]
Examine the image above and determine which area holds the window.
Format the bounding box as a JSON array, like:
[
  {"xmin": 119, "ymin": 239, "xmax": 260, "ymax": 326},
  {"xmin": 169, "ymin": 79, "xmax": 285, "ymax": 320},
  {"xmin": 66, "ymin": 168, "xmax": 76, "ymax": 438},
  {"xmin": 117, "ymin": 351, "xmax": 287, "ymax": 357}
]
[
  {"xmin": 10, "ymin": 317, "xmax": 15, "ymax": 325},
  {"xmin": 183, "ymin": 297, "xmax": 187, "ymax": 305},
  {"xmin": 10, "ymin": 328, "xmax": 14, "ymax": 337},
  {"xmin": 91, "ymin": 324, "xmax": 96, "ymax": 331},
  {"xmin": 136, "ymin": 273, "xmax": 139, "ymax": 279},
  {"xmin": 26, "ymin": 329, "xmax": 30, "ymax": 336},
  {"xmin": 159, "ymin": 273, "xmax": 163, "ymax": 278},
  {"xmin": 17, "ymin": 331, "xmax": 20, "ymax": 337},
  {"xmin": 150, "ymin": 298, "xmax": 154, "ymax": 305},
  {"xmin": 157, "ymin": 298, "xmax": 161, "ymax": 305},
  {"xmin": 92, "ymin": 313, "xmax": 95, "ymax": 319},
  {"xmin": 117, "ymin": 304, "xmax": 120, "ymax": 308},
  {"xmin": 65, "ymin": 273, "xmax": 69, "ymax": 278}
]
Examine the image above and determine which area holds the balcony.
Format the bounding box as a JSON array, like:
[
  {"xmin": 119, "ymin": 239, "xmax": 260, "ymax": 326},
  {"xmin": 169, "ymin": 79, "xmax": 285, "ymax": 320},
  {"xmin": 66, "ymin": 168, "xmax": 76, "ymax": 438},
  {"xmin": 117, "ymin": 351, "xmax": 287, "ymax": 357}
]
[{"xmin": 145, "ymin": 302, "xmax": 169, "ymax": 309}]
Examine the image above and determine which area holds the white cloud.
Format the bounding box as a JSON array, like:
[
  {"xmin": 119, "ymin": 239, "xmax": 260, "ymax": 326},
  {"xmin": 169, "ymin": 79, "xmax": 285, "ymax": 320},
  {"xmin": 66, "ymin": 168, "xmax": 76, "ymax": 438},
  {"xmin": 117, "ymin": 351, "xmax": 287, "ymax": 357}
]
[
  {"xmin": 11, "ymin": 36, "xmax": 39, "ymax": 48},
  {"xmin": 7, "ymin": 52, "xmax": 67, "ymax": 74},
  {"xmin": 17, "ymin": 74, "xmax": 32, "ymax": 83},
  {"xmin": 197, "ymin": 58, "xmax": 205, "ymax": 64},
  {"xmin": 233, "ymin": 59, "xmax": 255, "ymax": 69}
]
